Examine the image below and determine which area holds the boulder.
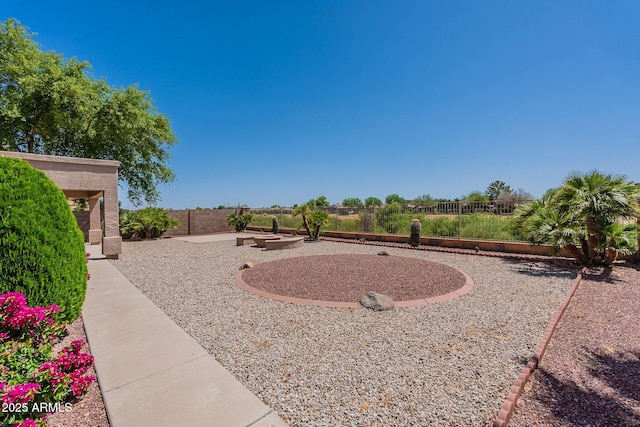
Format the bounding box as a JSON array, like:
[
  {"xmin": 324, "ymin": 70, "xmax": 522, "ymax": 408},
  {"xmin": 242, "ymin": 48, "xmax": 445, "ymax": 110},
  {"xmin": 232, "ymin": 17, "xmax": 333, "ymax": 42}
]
[
  {"xmin": 239, "ymin": 262, "xmax": 254, "ymax": 270},
  {"xmin": 360, "ymin": 292, "xmax": 395, "ymax": 311},
  {"xmin": 377, "ymin": 250, "xmax": 390, "ymax": 256}
]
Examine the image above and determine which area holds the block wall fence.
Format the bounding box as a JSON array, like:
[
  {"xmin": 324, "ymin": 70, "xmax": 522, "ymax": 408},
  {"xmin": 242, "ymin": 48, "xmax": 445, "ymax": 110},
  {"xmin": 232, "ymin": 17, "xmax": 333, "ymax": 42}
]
[
  {"xmin": 74, "ymin": 209, "xmax": 236, "ymax": 238},
  {"xmin": 72, "ymin": 208, "xmax": 639, "ymax": 261},
  {"xmin": 163, "ymin": 209, "xmax": 236, "ymax": 236}
]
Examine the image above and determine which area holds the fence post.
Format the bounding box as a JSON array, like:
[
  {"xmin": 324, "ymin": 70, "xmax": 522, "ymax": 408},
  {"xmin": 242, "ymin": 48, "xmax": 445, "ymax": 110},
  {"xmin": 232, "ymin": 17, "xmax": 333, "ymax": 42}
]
[
  {"xmin": 373, "ymin": 205, "xmax": 376, "ymax": 233},
  {"xmin": 457, "ymin": 202, "xmax": 462, "ymax": 239}
]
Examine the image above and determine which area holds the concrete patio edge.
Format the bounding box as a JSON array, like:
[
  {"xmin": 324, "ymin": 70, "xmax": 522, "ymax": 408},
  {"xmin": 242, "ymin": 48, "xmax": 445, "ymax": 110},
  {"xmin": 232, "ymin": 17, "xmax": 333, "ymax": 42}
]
[{"xmin": 82, "ymin": 244, "xmax": 288, "ymax": 427}]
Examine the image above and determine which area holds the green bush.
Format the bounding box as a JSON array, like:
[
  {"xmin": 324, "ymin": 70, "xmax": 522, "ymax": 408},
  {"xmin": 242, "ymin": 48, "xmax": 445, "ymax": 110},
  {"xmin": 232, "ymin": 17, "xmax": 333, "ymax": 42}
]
[
  {"xmin": 460, "ymin": 214, "xmax": 520, "ymax": 240},
  {"xmin": 0, "ymin": 156, "xmax": 88, "ymax": 322},
  {"xmin": 335, "ymin": 217, "xmax": 362, "ymax": 232},
  {"xmin": 375, "ymin": 203, "xmax": 410, "ymax": 234},
  {"xmin": 226, "ymin": 212, "xmax": 253, "ymax": 231},
  {"xmin": 120, "ymin": 207, "xmax": 180, "ymax": 239}
]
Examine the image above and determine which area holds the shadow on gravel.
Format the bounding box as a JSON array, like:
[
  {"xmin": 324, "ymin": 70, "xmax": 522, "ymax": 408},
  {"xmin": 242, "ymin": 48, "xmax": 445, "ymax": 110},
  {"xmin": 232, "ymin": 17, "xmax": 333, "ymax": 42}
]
[
  {"xmin": 582, "ymin": 266, "xmax": 638, "ymax": 286},
  {"xmin": 533, "ymin": 348, "xmax": 640, "ymax": 426},
  {"xmin": 502, "ymin": 259, "xmax": 576, "ymax": 279}
]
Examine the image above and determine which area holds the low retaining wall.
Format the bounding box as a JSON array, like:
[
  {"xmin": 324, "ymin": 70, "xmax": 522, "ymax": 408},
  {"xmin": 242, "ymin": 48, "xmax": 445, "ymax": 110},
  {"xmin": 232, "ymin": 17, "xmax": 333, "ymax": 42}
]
[{"xmin": 246, "ymin": 226, "xmax": 572, "ymax": 258}]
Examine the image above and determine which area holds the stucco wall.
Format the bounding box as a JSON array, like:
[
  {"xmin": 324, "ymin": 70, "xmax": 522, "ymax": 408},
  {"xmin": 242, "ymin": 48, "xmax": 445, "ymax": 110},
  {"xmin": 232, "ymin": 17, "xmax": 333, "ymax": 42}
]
[{"xmin": 163, "ymin": 209, "xmax": 235, "ymax": 236}]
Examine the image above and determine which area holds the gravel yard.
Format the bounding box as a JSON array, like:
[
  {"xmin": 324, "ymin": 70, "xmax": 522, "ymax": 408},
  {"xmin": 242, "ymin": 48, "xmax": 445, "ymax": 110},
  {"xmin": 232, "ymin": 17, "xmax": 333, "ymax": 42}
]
[
  {"xmin": 509, "ymin": 265, "xmax": 640, "ymax": 426},
  {"xmin": 109, "ymin": 238, "xmax": 575, "ymax": 426}
]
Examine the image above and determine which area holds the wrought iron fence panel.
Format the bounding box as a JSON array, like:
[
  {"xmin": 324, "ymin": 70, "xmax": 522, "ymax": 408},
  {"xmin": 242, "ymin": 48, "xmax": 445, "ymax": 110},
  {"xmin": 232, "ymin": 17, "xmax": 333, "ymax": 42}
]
[{"xmin": 249, "ymin": 201, "xmax": 530, "ymax": 242}]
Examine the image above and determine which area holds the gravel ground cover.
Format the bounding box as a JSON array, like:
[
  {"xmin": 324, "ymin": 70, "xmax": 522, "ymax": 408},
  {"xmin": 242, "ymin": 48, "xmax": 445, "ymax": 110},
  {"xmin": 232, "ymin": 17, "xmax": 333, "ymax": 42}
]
[
  {"xmin": 109, "ymin": 238, "xmax": 575, "ymax": 426},
  {"xmin": 509, "ymin": 265, "xmax": 640, "ymax": 426}
]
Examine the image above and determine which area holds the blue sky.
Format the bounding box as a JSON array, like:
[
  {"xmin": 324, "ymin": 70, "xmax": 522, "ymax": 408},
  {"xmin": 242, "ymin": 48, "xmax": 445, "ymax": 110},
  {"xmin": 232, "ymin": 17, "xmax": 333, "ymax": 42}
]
[{"xmin": 4, "ymin": 1, "xmax": 639, "ymax": 209}]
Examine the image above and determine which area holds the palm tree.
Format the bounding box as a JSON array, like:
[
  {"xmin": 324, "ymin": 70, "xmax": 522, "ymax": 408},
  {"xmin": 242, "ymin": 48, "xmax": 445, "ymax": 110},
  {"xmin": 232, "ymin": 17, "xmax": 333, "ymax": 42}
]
[
  {"xmin": 292, "ymin": 199, "xmax": 330, "ymax": 240},
  {"xmin": 555, "ymin": 171, "xmax": 639, "ymax": 262},
  {"xmin": 514, "ymin": 193, "xmax": 589, "ymax": 265},
  {"xmin": 514, "ymin": 171, "xmax": 639, "ymax": 266},
  {"xmin": 292, "ymin": 203, "xmax": 313, "ymax": 237}
]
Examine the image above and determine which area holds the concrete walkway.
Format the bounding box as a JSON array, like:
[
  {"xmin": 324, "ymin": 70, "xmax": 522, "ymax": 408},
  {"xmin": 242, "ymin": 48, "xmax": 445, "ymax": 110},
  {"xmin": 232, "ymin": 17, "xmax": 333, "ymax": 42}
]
[{"xmin": 83, "ymin": 242, "xmax": 287, "ymax": 427}]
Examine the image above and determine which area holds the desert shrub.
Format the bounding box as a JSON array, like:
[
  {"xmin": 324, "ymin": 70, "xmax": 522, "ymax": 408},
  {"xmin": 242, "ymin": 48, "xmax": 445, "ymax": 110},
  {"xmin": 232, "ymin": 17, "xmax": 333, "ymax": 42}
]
[
  {"xmin": 226, "ymin": 212, "xmax": 253, "ymax": 231},
  {"xmin": 0, "ymin": 156, "xmax": 88, "ymax": 322},
  {"xmin": 360, "ymin": 211, "xmax": 373, "ymax": 232},
  {"xmin": 336, "ymin": 217, "xmax": 362, "ymax": 232},
  {"xmin": 460, "ymin": 214, "xmax": 520, "ymax": 240},
  {"xmin": 375, "ymin": 203, "xmax": 410, "ymax": 234},
  {"xmin": 120, "ymin": 207, "xmax": 180, "ymax": 238},
  {"xmin": 423, "ymin": 216, "xmax": 459, "ymax": 237}
]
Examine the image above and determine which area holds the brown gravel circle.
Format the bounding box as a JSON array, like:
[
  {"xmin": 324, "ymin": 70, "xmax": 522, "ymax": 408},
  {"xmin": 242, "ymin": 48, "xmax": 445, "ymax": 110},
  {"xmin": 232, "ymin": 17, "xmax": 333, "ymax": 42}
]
[{"xmin": 240, "ymin": 254, "xmax": 467, "ymax": 303}]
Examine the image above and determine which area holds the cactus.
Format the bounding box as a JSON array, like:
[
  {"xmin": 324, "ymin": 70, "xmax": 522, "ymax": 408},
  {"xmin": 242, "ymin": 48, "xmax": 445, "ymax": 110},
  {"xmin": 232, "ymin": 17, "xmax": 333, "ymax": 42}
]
[
  {"xmin": 272, "ymin": 216, "xmax": 279, "ymax": 234},
  {"xmin": 409, "ymin": 218, "xmax": 421, "ymax": 247}
]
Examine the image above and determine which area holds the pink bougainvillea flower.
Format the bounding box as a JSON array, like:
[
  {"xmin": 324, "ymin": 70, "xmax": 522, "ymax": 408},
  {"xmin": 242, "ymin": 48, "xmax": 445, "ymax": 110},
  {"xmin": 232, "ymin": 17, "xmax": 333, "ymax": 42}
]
[
  {"xmin": 1, "ymin": 382, "xmax": 40, "ymax": 404},
  {"xmin": 15, "ymin": 419, "xmax": 38, "ymax": 427}
]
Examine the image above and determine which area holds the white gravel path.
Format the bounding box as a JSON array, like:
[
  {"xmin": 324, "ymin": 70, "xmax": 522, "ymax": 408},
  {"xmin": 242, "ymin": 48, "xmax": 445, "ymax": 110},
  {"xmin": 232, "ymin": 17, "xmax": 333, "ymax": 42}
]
[{"xmin": 109, "ymin": 238, "xmax": 575, "ymax": 426}]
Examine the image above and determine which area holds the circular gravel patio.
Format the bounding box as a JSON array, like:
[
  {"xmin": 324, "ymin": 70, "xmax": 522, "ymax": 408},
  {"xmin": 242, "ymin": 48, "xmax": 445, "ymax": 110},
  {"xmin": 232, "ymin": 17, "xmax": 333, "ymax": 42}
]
[{"xmin": 237, "ymin": 254, "xmax": 474, "ymax": 308}]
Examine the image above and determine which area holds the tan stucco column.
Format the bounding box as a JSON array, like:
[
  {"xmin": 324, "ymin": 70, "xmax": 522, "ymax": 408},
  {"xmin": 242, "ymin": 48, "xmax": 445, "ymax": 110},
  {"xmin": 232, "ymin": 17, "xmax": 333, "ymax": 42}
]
[
  {"xmin": 101, "ymin": 185, "xmax": 121, "ymax": 259},
  {"xmin": 88, "ymin": 195, "xmax": 102, "ymax": 244}
]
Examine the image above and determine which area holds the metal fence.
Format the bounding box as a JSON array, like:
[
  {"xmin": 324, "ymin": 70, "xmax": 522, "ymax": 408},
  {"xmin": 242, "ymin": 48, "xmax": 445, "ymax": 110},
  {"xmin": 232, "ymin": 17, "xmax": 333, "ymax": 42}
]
[{"xmin": 249, "ymin": 200, "xmax": 530, "ymax": 242}]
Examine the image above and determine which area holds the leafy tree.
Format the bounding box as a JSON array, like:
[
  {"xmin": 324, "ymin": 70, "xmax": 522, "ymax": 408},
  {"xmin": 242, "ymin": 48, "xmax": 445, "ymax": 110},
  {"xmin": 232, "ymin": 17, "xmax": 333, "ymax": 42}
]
[
  {"xmin": 463, "ymin": 191, "xmax": 490, "ymax": 202},
  {"xmin": 342, "ymin": 197, "xmax": 363, "ymax": 207},
  {"xmin": 0, "ymin": 19, "xmax": 177, "ymax": 206},
  {"xmin": 308, "ymin": 195, "xmax": 329, "ymax": 207},
  {"xmin": 496, "ymin": 188, "xmax": 533, "ymax": 203},
  {"xmin": 413, "ymin": 194, "xmax": 435, "ymax": 203},
  {"xmin": 385, "ymin": 194, "xmax": 407, "ymax": 205},
  {"xmin": 486, "ymin": 180, "xmax": 512, "ymax": 200},
  {"xmin": 364, "ymin": 196, "xmax": 382, "ymax": 206},
  {"xmin": 514, "ymin": 171, "xmax": 639, "ymax": 267}
]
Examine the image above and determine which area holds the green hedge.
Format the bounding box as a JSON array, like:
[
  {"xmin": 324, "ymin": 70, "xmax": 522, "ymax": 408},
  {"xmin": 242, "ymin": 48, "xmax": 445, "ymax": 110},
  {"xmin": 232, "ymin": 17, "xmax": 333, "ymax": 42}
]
[{"xmin": 0, "ymin": 156, "xmax": 87, "ymax": 322}]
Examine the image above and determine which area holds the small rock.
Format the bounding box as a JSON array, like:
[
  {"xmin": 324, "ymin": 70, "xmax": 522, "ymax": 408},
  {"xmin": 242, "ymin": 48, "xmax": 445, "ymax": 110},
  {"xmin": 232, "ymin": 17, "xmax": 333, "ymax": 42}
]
[
  {"xmin": 359, "ymin": 292, "xmax": 395, "ymax": 311},
  {"xmin": 377, "ymin": 250, "xmax": 389, "ymax": 256},
  {"xmin": 239, "ymin": 262, "xmax": 254, "ymax": 270}
]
